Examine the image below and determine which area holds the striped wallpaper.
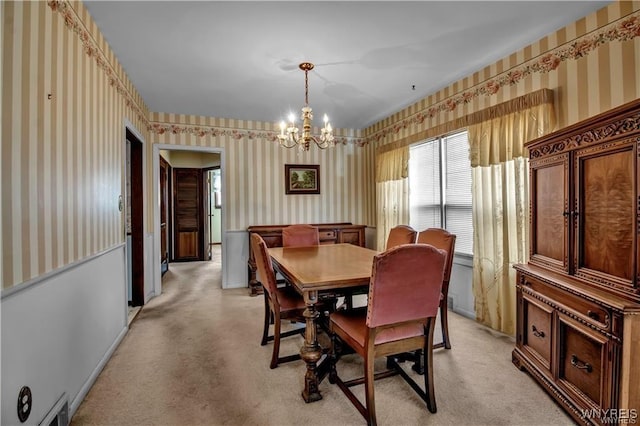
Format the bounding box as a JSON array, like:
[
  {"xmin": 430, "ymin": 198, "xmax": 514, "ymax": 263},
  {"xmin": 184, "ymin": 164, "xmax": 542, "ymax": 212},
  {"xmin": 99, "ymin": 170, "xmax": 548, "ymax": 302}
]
[
  {"xmin": 1, "ymin": 0, "xmax": 148, "ymax": 288},
  {"xmin": 148, "ymin": 113, "xmax": 375, "ymax": 231},
  {"xmin": 2, "ymin": 0, "xmax": 639, "ymax": 289}
]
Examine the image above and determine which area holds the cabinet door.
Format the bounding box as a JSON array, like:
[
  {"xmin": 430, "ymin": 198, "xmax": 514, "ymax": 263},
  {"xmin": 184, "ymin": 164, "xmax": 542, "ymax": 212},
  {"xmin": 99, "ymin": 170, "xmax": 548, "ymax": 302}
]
[
  {"xmin": 338, "ymin": 228, "xmax": 364, "ymax": 246},
  {"xmin": 521, "ymin": 292, "xmax": 553, "ymax": 374},
  {"xmin": 575, "ymin": 141, "xmax": 637, "ymax": 292},
  {"xmin": 530, "ymin": 153, "xmax": 570, "ymax": 273}
]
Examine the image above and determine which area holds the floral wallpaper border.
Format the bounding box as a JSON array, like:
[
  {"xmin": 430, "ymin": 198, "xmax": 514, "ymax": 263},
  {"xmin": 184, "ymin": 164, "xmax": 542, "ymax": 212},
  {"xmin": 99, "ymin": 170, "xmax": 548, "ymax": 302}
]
[
  {"xmin": 48, "ymin": 0, "xmax": 149, "ymax": 126},
  {"xmin": 147, "ymin": 122, "xmax": 368, "ymax": 147},
  {"xmin": 364, "ymin": 10, "xmax": 640, "ymax": 145},
  {"xmin": 49, "ymin": 0, "xmax": 639, "ymax": 148}
]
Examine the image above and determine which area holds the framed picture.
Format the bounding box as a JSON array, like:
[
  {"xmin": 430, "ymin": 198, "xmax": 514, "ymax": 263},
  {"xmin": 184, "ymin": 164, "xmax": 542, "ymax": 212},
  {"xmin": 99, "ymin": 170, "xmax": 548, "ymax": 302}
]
[{"xmin": 285, "ymin": 164, "xmax": 320, "ymax": 195}]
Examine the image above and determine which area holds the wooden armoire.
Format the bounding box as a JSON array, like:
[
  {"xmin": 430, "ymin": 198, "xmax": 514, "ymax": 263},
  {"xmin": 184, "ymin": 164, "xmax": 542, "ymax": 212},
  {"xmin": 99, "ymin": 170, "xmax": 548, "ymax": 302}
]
[{"xmin": 513, "ymin": 99, "xmax": 640, "ymax": 425}]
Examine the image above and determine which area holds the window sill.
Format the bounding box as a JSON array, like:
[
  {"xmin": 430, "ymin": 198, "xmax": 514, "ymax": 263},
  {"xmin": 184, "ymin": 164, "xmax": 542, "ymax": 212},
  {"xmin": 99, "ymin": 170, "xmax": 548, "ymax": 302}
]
[{"xmin": 453, "ymin": 252, "xmax": 473, "ymax": 267}]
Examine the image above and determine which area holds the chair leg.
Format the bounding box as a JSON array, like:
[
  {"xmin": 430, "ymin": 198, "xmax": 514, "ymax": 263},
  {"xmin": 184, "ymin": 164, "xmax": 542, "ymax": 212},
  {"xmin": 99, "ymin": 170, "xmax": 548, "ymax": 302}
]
[
  {"xmin": 261, "ymin": 292, "xmax": 271, "ymax": 346},
  {"xmin": 270, "ymin": 314, "xmax": 282, "ymax": 369},
  {"xmin": 364, "ymin": 350, "xmax": 377, "ymax": 426},
  {"xmin": 329, "ymin": 332, "xmax": 338, "ymax": 384},
  {"xmin": 440, "ymin": 302, "xmax": 451, "ymax": 350},
  {"xmin": 424, "ymin": 317, "xmax": 437, "ymax": 413}
]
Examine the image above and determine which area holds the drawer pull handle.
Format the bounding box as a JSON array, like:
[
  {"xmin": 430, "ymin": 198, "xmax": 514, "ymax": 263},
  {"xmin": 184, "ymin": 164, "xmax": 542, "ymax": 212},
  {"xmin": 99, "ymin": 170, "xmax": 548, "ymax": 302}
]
[
  {"xmin": 587, "ymin": 310, "xmax": 600, "ymax": 321},
  {"xmin": 531, "ymin": 325, "xmax": 545, "ymax": 339},
  {"xmin": 570, "ymin": 355, "xmax": 593, "ymax": 373}
]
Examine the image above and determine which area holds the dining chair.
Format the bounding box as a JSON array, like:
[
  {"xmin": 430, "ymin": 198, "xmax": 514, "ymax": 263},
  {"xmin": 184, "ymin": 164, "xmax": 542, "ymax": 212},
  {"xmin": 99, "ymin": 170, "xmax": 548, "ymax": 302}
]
[
  {"xmin": 417, "ymin": 228, "xmax": 457, "ymax": 350},
  {"xmin": 282, "ymin": 224, "xmax": 320, "ymax": 247},
  {"xmin": 385, "ymin": 225, "xmax": 417, "ymax": 250},
  {"xmin": 250, "ymin": 233, "xmax": 306, "ymax": 369},
  {"xmin": 329, "ymin": 244, "xmax": 446, "ymax": 426}
]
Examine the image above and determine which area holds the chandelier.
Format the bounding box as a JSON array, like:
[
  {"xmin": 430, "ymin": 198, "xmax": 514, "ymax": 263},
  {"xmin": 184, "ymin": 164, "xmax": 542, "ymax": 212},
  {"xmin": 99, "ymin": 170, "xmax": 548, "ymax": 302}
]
[{"xmin": 277, "ymin": 62, "xmax": 335, "ymax": 151}]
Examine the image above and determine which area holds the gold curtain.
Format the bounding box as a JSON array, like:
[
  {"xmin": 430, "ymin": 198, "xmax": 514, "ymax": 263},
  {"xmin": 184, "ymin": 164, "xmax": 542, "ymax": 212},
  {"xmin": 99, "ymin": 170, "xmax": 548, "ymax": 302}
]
[
  {"xmin": 470, "ymin": 102, "xmax": 556, "ymax": 335},
  {"xmin": 375, "ymin": 147, "xmax": 409, "ymax": 251}
]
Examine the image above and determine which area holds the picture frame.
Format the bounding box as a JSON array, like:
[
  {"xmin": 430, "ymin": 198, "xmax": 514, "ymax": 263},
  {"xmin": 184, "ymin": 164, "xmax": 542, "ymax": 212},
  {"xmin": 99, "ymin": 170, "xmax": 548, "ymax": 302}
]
[{"xmin": 285, "ymin": 164, "xmax": 320, "ymax": 195}]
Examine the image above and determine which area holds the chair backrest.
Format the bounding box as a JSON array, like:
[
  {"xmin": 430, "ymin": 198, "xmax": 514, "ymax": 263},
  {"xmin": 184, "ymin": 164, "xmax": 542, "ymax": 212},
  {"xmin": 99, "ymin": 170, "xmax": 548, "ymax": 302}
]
[
  {"xmin": 282, "ymin": 224, "xmax": 320, "ymax": 247},
  {"xmin": 416, "ymin": 228, "xmax": 456, "ymax": 283},
  {"xmin": 366, "ymin": 244, "xmax": 445, "ymax": 328},
  {"xmin": 385, "ymin": 225, "xmax": 417, "ymax": 250},
  {"xmin": 250, "ymin": 233, "xmax": 278, "ymax": 297}
]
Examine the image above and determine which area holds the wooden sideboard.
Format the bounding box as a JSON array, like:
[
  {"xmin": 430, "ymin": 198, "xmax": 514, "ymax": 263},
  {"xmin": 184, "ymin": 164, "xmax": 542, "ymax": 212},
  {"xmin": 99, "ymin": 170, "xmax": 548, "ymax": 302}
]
[
  {"xmin": 247, "ymin": 223, "xmax": 366, "ymax": 296},
  {"xmin": 513, "ymin": 99, "xmax": 640, "ymax": 425}
]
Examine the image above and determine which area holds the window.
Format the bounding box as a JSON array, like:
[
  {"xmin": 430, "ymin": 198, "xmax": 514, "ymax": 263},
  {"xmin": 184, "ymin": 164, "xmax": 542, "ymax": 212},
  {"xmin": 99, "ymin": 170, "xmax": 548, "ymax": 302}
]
[{"xmin": 409, "ymin": 130, "xmax": 473, "ymax": 255}]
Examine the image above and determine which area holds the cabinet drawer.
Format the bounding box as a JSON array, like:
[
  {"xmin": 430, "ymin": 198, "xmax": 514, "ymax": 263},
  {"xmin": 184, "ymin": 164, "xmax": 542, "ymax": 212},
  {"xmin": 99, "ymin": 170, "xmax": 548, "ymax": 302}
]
[
  {"xmin": 523, "ymin": 274, "xmax": 610, "ymax": 331},
  {"xmin": 319, "ymin": 230, "xmax": 337, "ymax": 241},
  {"xmin": 558, "ymin": 314, "xmax": 610, "ymax": 409},
  {"xmin": 522, "ymin": 293, "xmax": 553, "ymax": 372}
]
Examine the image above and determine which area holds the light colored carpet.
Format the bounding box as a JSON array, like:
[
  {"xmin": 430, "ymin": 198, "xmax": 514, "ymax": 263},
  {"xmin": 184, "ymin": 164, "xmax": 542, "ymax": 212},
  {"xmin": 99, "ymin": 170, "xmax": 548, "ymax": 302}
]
[{"xmin": 71, "ymin": 251, "xmax": 574, "ymax": 426}]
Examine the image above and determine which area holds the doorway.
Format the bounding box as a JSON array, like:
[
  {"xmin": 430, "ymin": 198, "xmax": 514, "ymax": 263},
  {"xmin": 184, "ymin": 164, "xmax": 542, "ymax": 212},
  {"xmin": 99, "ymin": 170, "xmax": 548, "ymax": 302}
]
[
  {"xmin": 152, "ymin": 146, "xmax": 225, "ymax": 297},
  {"xmin": 205, "ymin": 167, "xmax": 222, "ymax": 259}
]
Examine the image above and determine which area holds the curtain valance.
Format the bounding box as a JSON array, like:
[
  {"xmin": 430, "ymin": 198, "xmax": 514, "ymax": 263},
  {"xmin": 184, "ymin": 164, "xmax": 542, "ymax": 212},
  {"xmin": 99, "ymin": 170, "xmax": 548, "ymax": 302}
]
[
  {"xmin": 375, "ymin": 146, "xmax": 409, "ymax": 183},
  {"xmin": 375, "ymin": 88, "xmax": 555, "ymax": 161},
  {"xmin": 468, "ymin": 99, "xmax": 556, "ymax": 167}
]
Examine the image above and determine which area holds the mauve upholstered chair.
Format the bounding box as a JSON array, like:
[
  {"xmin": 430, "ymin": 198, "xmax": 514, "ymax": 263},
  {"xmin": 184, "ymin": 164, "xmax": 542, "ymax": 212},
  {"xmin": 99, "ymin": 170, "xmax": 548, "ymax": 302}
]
[
  {"xmin": 329, "ymin": 244, "xmax": 446, "ymax": 426},
  {"xmin": 251, "ymin": 233, "xmax": 306, "ymax": 369},
  {"xmin": 417, "ymin": 228, "xmax": 457, "ymax": 350},
  {"xmin": 385, "ymin": 225, "xmax": 417, "ymax": 250},
  {"xmin": 282, "ymin": 224, "xmax": 320, "ymax": 247}
]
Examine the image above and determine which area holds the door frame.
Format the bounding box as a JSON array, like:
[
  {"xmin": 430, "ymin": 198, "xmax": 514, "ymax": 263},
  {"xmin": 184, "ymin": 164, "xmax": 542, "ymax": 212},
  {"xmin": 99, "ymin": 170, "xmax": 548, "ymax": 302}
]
[
  {"xmin": 203, "ymin": 166, "xmax": 222, "ymax": 254},
  {"xmin": 152, "ymin": 145, "xmax": 226, "ymax": 296}
]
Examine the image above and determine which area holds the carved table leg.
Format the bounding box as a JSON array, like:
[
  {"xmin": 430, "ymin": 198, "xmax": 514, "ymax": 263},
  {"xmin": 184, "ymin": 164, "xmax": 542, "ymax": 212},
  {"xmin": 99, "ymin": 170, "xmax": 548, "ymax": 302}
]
[{"xmin": 301, "ymin": 290, "xmax": 323, "ymax": 402}]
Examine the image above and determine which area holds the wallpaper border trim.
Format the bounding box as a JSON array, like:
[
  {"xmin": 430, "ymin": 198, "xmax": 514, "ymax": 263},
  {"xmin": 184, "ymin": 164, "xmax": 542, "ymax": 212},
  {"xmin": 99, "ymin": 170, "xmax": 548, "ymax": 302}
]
[
  {"xmin": 147, "ymin": 121, "xmax": 368, "ymax": 147},
  {"xmin": 365, "ymin": 9, "xmax": 640, "ymax": 145},
  {"xmin": 48, "ymin": 0, "xmax": 639, "ymax": 148}
]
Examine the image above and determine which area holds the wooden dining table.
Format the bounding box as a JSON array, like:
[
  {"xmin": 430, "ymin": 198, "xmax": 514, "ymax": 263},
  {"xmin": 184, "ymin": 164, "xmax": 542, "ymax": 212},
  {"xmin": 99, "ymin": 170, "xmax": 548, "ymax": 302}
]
[{"xmin": 269, "ymin": 243, "xmax": 378, "ymax": 403}]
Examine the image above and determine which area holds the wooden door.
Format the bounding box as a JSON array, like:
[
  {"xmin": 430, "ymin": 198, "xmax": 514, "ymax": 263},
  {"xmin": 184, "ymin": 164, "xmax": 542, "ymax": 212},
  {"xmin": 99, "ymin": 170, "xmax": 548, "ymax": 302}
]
[{"xmin": 173, "ymin": 168, "xmax": 203, "ymax": 261}]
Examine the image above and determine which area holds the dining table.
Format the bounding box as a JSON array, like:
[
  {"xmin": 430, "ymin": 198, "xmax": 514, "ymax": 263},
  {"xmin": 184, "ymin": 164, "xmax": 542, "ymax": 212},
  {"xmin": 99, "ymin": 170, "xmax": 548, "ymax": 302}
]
[{"xmin": 268, "ymin": 243, "xmax": 379, "ymax": 402}]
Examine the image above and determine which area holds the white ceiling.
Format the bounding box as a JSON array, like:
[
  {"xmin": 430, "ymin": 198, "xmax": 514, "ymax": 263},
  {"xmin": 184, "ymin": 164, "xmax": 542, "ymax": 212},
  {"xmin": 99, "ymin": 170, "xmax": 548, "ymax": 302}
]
[{"xmin": 84, "ymin": 1, "xmax": 611, "ymax": 130}]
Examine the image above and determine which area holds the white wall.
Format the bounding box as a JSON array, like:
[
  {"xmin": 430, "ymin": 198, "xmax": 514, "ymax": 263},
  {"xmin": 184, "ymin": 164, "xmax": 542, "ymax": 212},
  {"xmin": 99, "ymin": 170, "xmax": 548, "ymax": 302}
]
[
  {"xmin": 449, "ymin": 256, "xmax": 475, "ymax": 319},
  {"xmin": 1, "ymin": 246, "xmax": 128, "ymax": 425}
]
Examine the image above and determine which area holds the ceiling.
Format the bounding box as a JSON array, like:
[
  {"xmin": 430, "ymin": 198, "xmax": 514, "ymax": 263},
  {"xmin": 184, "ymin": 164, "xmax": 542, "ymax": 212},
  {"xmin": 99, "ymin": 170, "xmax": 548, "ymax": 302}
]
[{"xmin": 84, "ymin": 1, "xmax": 611, "ymax": 130}]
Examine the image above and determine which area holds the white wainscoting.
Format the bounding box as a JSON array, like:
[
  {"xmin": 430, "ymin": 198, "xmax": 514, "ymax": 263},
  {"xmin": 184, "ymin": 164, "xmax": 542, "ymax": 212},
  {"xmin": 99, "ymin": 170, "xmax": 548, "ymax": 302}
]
[
  {"xmin": 223, "ymin": 230, "xmax": 249, "ymax": 289},
  {"xmin": 1, "ymin": 245, "xmax": 128, "ymax": 425},
  {"xmin": 449, "ymin": 256, "xmax": 475, "ymax": 319}
]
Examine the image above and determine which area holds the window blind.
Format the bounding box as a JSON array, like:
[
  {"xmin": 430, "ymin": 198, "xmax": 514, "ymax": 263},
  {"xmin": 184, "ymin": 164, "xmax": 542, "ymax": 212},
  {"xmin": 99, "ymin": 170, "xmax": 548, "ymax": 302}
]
[{"xmin": 409, "ymin": 131, "xmax": 474, "ymax": 256}]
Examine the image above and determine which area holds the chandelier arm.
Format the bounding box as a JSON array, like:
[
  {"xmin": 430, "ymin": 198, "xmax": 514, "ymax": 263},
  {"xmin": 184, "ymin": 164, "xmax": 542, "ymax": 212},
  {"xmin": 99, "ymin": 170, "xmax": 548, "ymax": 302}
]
[{"xmin": 278, "ymin": 133, "xmax": 300, "ymax": 149}]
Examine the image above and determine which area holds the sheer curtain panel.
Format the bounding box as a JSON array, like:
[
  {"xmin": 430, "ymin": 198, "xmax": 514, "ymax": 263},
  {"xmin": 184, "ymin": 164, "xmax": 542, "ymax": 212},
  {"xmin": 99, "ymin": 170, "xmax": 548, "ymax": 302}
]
[
  {"xmin": 375, "ymin": 147, "xmax": 409, "ymax": 251},
  {"xmin": 469, "ymin": 101, "xmax": 556, "ymax": 335}
]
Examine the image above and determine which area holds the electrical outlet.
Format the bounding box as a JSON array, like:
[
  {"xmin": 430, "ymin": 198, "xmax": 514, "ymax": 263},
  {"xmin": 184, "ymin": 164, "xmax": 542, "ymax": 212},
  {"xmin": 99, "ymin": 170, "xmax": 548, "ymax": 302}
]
[{"xmin": 17, "ymin": 386, "xmax": 32, "ymax": 423}]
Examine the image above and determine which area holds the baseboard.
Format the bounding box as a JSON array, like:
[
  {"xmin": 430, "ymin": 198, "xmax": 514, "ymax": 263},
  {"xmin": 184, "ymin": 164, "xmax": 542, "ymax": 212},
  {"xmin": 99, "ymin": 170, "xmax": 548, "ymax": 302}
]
[
  {"xmin": 69, "ymin": 325, "xmax": 128, "ymax": 418},
  {"xmin": 452, "ymin": 306, "xmax": 475, "ymax": 320}
]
